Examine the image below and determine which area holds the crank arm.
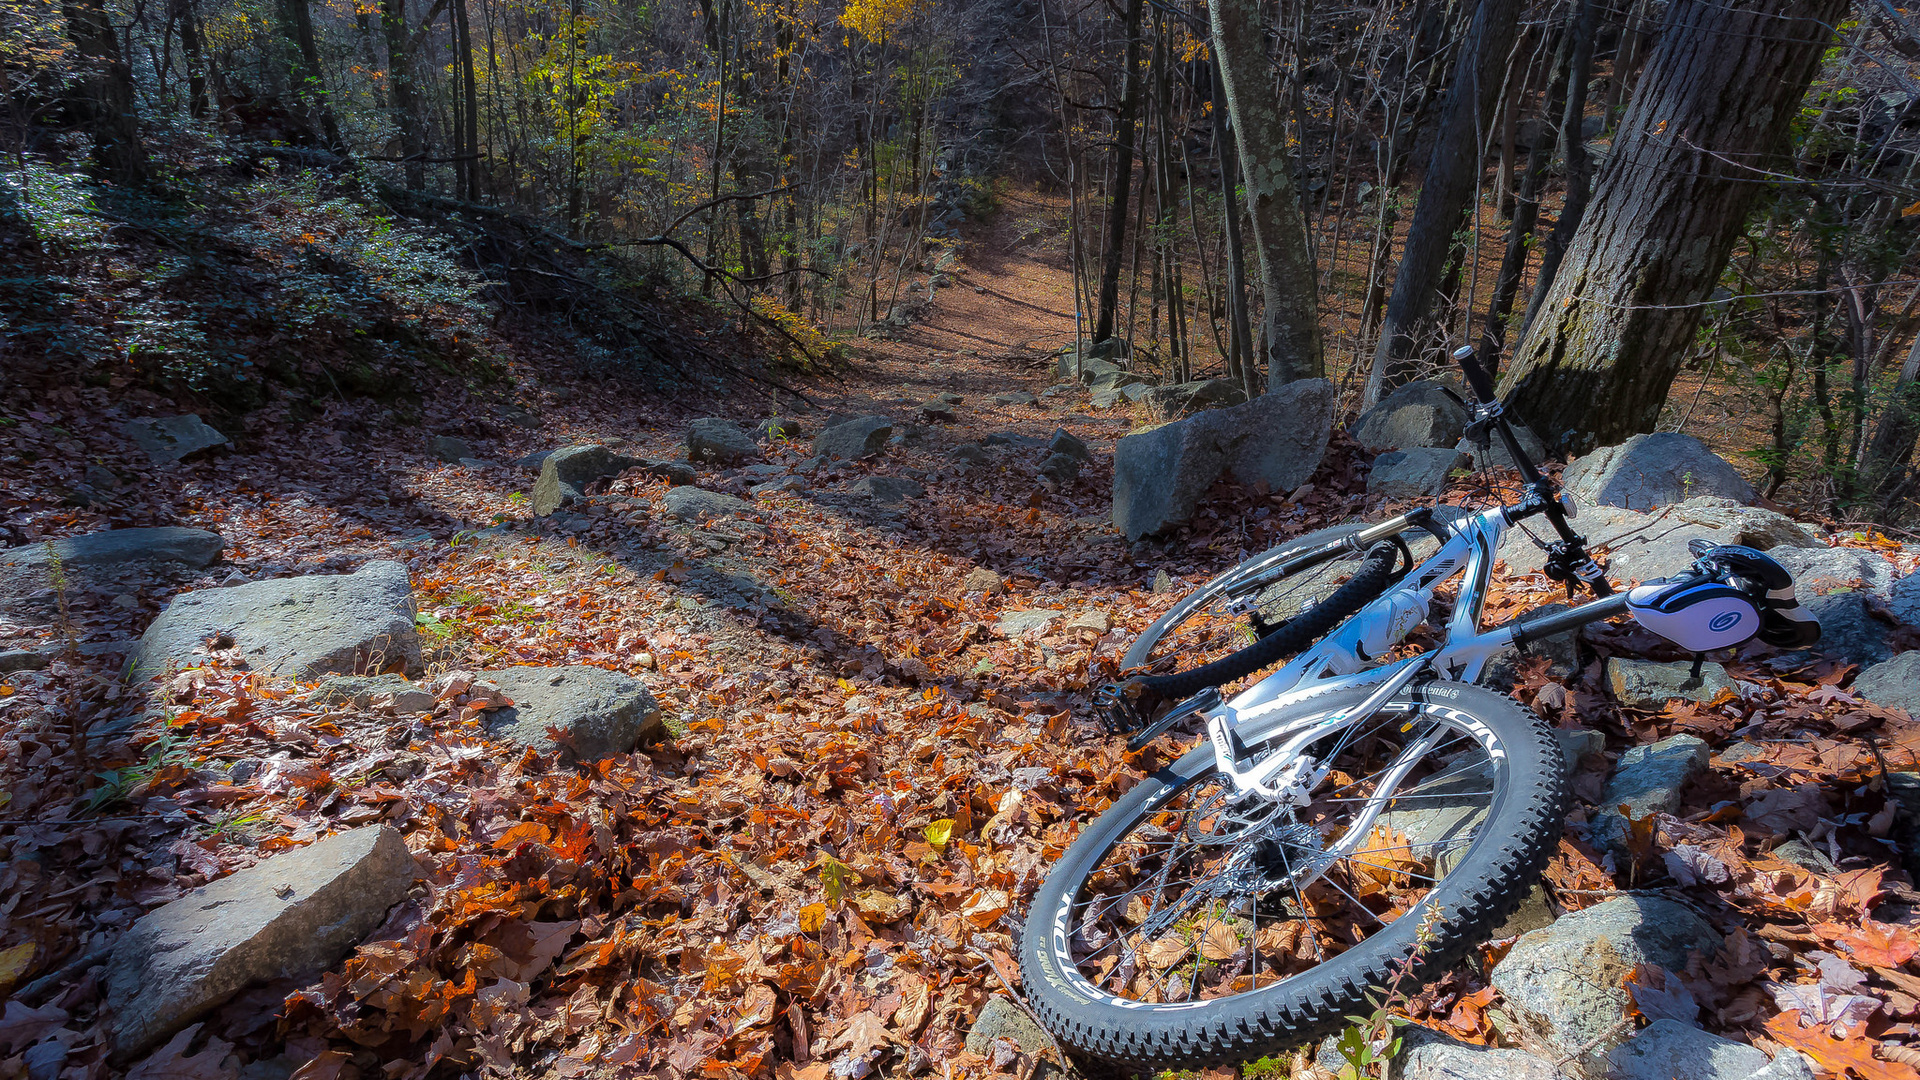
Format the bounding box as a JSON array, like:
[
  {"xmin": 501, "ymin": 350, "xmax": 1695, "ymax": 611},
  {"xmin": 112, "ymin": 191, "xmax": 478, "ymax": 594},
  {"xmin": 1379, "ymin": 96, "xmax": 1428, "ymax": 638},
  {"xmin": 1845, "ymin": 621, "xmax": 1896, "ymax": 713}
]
[{"xmin": 1126, "ymin": 687, "xmax": 1223, "ymax": 752}]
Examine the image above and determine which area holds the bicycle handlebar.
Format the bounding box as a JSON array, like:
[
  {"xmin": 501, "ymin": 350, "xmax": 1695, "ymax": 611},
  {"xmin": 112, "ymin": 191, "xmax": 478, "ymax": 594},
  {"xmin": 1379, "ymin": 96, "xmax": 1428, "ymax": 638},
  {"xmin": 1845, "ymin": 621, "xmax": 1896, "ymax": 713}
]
[{"xmin": 1451, "ymin": 344, "xmax": 1499, "ymax": 405}]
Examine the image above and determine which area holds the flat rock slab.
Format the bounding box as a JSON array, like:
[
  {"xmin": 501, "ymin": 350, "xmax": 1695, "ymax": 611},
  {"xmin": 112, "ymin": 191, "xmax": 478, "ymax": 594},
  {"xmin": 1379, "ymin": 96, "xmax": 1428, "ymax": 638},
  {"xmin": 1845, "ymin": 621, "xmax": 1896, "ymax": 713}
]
[
  {"xmin": 1143, "ymin": 378, "xmax": 1246, "ymax": 419},
  {"xmin": 1855, "ymin": 652, "xmax": 1920, "ymax": 714},
  {"xmin": 1318, "ymin": 1024, "xmax": 1568, "ymax": 1079},
  {"xmin": 311, "ymin": 673, "xmax": 434, "ymax": 714},
  {"xmin": 1498, "ymin": 497, "xmax": 1821, "ymax": 583},
  {"xmin": 122, "ymin": 414, "xmax": 230, "ymax": 464},
  {"xmin": 1589, "ymin": 733, "xmax": 1711, "ymax": 855},
  {"xmin": 994, "ymin": 392, "xmax": 1038, "ymax": 406},
  {"xmin": 0, "ymin": 527, "xmax": 225, "ymax": 620},
  {"xmin": 1563, "ymin": 432, "xmax": 1755, "ymax": 510},
  {"xmin": 1607, "ymin": 1019, "xmax": 1812, "ymax": 1080},
  {"xmin": 1491, "ymin": 897, "xmax": 1722, "ymax": 1072},
  {"xmin": 663, "ymin": 487, "xmax": 758, "ymax": 521},
  {"xmin": 479, "ymin": 665, "xmax": 663, "ymax": 759},
  {"xmin": 105, "ymin": 825, "xmax": 418, "ymax": 1061},
  {"xmin": 964, "ymin": 996, "xmax": 1053, "ymax": 1056},
  {"xmin": 997, "ymin": 610, "xmax": 1060, "ymax": 637},
  {"xmin": 1352, "ymin": 380, "xmax": 1468, "ymax": 451},
  {"xmin": 1609, "ymin": 659, "xmax": 1733, "ymax": 710},
  {"xmin": 130, "ymin": 561, "xmax": 419, "ymax": 684},
  {"xmin": 1112, "ymin": 378, "xmax": 1333, "ymax": 540}
]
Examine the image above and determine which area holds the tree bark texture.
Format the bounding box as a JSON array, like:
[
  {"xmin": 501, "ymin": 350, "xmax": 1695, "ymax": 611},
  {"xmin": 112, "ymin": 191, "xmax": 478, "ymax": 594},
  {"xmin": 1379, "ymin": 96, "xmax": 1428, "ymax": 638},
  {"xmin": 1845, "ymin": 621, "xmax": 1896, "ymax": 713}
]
[
  {"xmin": 381, "ymin": 0, "xmax": 426, "ymax": 189},
  {"xmin": 281, "ymin": 0, "xmax": 342, "ymax": 149},
  {"xmin": 1093, "ymin": 0, "xmax": 1144, "ymax": 345},
  {"xmin": 64, "ymin": 0, "xmax": 146, "ymax": 182},
  {"xmin": 1364, "ymin": 0, "xmax": 1523, "ymax": 406},
  {"xmin": 1207, "ymin": 0, "xmax": 1322, "ymax": 386},
  {"xmin": 1500, "ymin": 0, "xmax": 1848, "ymax": 452}
]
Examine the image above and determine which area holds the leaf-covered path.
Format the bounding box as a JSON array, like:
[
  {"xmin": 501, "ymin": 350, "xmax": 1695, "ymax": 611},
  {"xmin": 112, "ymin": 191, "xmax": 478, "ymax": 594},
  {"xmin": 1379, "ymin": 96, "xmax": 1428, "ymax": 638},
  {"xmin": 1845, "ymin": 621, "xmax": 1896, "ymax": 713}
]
[{"xmin": 4, "ymin": 220, "xmax": 1920, "ymax": 1080}]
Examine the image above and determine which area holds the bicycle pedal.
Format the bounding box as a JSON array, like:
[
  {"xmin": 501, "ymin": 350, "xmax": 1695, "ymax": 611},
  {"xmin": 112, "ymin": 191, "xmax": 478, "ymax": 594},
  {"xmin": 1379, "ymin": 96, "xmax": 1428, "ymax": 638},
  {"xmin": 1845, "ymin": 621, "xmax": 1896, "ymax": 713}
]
[{"xmin": 1093, "ymin": 684, "xmax": 1148, "ymax": 735}]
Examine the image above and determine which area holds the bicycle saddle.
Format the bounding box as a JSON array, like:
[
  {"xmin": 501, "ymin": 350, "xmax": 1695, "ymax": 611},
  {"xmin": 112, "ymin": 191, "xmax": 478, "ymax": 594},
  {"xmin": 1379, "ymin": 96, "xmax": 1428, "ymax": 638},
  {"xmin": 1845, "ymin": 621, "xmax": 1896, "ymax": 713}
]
[{"xmin": 1625, "ymin": 542, "xmax": 1820, "ymax": 652}]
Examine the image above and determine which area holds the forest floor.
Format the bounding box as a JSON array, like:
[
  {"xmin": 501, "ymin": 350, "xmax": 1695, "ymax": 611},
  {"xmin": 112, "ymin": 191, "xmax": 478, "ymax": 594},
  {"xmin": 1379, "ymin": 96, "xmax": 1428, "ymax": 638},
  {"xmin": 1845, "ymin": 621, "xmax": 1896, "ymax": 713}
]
[{"xmin": 3, "ymin": 196, "xmax": 1920, "ymax": 1080}]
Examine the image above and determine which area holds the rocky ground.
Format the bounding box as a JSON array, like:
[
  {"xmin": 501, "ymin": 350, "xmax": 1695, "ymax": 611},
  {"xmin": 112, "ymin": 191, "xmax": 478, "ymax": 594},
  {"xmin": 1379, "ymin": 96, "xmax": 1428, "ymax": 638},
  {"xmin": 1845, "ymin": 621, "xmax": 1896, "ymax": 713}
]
[{"xmin": 4, "ymin": 218, "xmax": 1920, "ymax": 1080}]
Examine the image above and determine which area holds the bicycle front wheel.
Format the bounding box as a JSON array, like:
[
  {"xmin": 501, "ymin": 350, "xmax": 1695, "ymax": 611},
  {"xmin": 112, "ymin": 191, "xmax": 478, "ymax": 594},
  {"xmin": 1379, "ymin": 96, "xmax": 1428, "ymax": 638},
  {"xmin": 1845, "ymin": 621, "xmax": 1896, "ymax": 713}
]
[{"xmin": 1018, "ymin": 680, "xmax": 1566, "ymax": 1068}]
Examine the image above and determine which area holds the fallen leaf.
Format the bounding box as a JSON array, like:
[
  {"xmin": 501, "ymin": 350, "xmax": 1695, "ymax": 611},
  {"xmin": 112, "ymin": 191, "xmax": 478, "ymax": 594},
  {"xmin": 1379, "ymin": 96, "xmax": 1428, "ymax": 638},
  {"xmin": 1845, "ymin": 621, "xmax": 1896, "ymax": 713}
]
[{"xmin": 124, "ymin": 1024, "xmax": 239, "ymax": 1080}]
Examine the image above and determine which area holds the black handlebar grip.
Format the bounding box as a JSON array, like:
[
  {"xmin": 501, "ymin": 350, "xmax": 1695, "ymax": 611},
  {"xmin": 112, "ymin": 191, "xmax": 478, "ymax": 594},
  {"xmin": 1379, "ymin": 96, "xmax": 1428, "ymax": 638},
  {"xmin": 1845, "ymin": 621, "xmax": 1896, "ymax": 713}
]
[{"xmin": 1452, "ymin": 345, "xmax": 1498, "ymax": 404}]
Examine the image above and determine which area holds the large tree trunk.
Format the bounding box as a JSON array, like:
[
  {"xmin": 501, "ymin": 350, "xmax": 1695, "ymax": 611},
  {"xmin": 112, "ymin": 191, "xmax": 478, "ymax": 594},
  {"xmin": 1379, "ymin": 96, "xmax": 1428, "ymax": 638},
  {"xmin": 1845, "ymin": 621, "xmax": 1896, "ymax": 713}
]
[
  {"xmin": 1092, "ymin": 0, "xmax": 1144, "ymax": 345},
  {"xmin": 63, "ymin": 0, "xmax": 146, "ymax": 182},
  {"xmin": 281, "ymin": 0, "xmax": 342, "ymax": 148},
  {"xmin": 381, "ymin": 0, "xmax": 426, "ymax": 188},
  {"xmin": 1518, "ymin": 0, "xmax": 1596, "ymax": 339},
  {"xmin": 1499, "ymin": 0, "xmax": 1848, "ymax": 453},
  {"xmin": 1363, "ymin": 0, "xmax": 1523, "ymax": 406},
  {"xmin": 1862, "ymin": 332, "xmax": 1920, "ymax": 514},
  {"xmin": 1206, "ymin": 0, "xmax": 1321, "ymax": 386},
  {"xmin": 453, "ymin": 0, "xmax": 479, "ymax": 199},
  {"xmin": 173, "ymin": 0, "xmax": 209, "ymax": 119}
]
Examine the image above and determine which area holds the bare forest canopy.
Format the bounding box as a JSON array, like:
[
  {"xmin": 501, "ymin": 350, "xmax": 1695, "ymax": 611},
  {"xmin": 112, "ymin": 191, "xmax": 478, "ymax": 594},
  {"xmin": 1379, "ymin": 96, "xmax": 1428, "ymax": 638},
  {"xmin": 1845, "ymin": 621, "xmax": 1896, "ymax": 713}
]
[{"xmin": 6, "ymin": 0, "xmax": 1920, "ymax": 524}]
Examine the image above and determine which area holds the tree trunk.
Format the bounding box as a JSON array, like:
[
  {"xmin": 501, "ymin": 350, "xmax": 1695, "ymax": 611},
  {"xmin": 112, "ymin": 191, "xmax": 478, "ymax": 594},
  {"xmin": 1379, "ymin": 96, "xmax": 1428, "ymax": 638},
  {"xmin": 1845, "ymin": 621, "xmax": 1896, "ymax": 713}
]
[
  {"xmin": 453, "ymin": 0, "xmax": 479, "ymax": 199},
  {"xmin": 1206, "ymin": 0, "xmax": 1321, "ymax": 386},
  {"xmin": 1477, "ymin": 13, "xmax": 1572, "ymax": 370},
  {"xmin": 1093, "ymin": 0, "xmax": 1144, "ymax": 345},
  {"xmin": 1499, "ymin": 0, "xmax": 1848, "ymax": 453},
  {"xmin": 173, "ymin": 0, "xmax": 209, "ymax": 119},
  {"xmin": 1862, "ymin": 333, "xmax": 1920, "ymax": 513},
  {"xmin": 1211, "ymin": 62, "xmax": 1256, "ymax": 394},
  {"xmin": 281, "ymin": 0, "xmax": 342, "ymax": 148},
  {"xmin": 64, "ymin": 0, "xmax": 146, "ymax": 181},
  {"xmin": 381, "ymin": 0, "xmax": 426, "ymax": 188},
  {"xmin": 1518, "ymin": 0, "xmax": 1596, "ymax": 339},
  {"xmin": 1363, "ymin": 0, "xmax": 1522, "ymax": 406}
]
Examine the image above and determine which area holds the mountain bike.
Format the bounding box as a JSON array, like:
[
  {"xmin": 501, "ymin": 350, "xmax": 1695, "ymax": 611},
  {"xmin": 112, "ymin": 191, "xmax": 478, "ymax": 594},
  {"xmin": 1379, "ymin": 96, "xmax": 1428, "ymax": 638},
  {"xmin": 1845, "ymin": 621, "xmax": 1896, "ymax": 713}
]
[{"xmin": 1017, "ymin": 346, "xmax": 1821, "ymax": 1067}]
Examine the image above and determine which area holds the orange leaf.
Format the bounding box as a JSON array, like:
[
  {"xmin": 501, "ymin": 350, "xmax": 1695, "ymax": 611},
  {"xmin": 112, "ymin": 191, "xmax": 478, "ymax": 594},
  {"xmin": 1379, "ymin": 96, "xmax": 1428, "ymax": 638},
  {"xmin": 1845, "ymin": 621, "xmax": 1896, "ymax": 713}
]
[
  {"xmin": 1764, "ymin": 1010, "xmax": 1920, "ymax": 1080},
  {"xmin": 1815, "ymin": 920, "xmax": 1920, "ymax": 968},
  {"xmin": 493, "ymin": 821, "xmax": 550, "ymax": 848}
]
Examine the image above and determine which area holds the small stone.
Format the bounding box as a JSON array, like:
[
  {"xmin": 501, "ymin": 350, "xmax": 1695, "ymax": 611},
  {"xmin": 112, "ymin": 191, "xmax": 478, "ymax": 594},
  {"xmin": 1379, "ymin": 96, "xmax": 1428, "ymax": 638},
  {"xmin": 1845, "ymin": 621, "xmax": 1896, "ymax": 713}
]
[
  {"xmin": 1046, "ymin": 428, "xmax": 1090, "ymax": 462},
  {"xmin": 478, "ymin": 665, "xmax": 664, "ymax": 759},
  {"xmin": 686, "ymin": 419, "xmax": 761, "ymax": 465},
  {"xmin": 497, "ymin": 404, "xmax": 543, "ymax": 429},
  {"xmin": 1855, "ymin": 652, "xmax": 1920, "ymax": 715},
  {"xmin": 1553, "ymin": 727, "xmax": 1605, "ymax": 769},
  {"xmin": 514, "ymin": 451, "xmax": 552, "ymax": 472},
  {"xmin": 850, "ymin": 476, "xmax": 926, "ymax": 503},
  {"xmin": 534, "ymin": 444, "xmax": 639, "ymax": 517},
  {"xmin": 1607, "ymin": 1019, "xmax": 1813, "ymax": 1080},
  {"xmin": 995, "ymin": 392, "xmax": 1038, "ymax": 406},
  {"xmin": 1151, "ymin": 569, "xmax": 1174, "ymax": 593},
  {"xmin": 962, "ymin": 568, "xmax": 1006, "ymax": 596},
  {"xmin": 921, "ymin": 400, "xmax": 957, "ymax": 422},
  {"xmin": 950, "ymin": 443, "xmax": 988, "ymax": 466},
  {"xmin": 1492, "ymin": 897, "xmax": 1722, "ymax": 1070},
  {"xmin": 1142, "ymin": 379, "xmax": 1247, "ymax": 419},
  {"xmin": 312, "ymin": 673, "xmax": 434, "ymax": 713},
  {"xmin": 934, "ymin": 392, "xmax": 964, "ymax": 405},
  {"xmin": 428, "ymin": 435, "xmax": 472, "ymax": 463},
  {"xmin": 964, "ymin": 997, "xmax": 1052, "ymax": 1057},
  {"xmin": 121, "ymin": 415, "xmax": 229, "ymax": 464},
  {"xmin": 662, "ymin": 487, "xmax": 758, "ymax": 521},
  {"xmin": 997, "ymin": 610, "xmax": 1059, "ymax": 637},
  {"xmin": 105, "ymin": 826, "xmax": 418, "ymax": 1060},
  {"xmin": 1588, "ymin": 733, "xmax": 1712, "ymax": 855},
  {"xmin": 812, "ymin": 416, "xmax": 893, "ymax": 460},
  {"xmin": 751, "ymin": 476, "xmax": 809, "ymax": 496},
  {"xmin": 757, "ymin": 417, "xmax": 803, "ymax": 440},
  {"xmin": 1064, "ymin": 610, "xmax": 1110, "ymax": 634},
  {"xmin": 1037, "ymin": 452, "xmax": 1081, "ymax": 489}
]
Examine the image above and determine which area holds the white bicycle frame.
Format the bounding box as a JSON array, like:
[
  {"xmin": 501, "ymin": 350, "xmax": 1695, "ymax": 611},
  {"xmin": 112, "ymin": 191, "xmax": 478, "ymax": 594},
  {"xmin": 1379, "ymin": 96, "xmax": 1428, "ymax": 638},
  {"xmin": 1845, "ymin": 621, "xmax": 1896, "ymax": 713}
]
[{"xmin": 1191, "ymin": 503, "xmax": 1593, "ymax": 884}]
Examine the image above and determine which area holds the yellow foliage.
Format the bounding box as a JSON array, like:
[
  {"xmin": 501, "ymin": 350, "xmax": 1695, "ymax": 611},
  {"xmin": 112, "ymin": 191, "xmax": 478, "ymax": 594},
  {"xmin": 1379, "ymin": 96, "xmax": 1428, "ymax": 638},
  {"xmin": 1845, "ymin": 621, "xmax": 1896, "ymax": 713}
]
[
  {"xmin": 838, "ymin": 0, "xmax": 928, "ymax": 43},
  {"xmin": 751, "ymin": 296, "xmax": 844, "ymax": 371}
]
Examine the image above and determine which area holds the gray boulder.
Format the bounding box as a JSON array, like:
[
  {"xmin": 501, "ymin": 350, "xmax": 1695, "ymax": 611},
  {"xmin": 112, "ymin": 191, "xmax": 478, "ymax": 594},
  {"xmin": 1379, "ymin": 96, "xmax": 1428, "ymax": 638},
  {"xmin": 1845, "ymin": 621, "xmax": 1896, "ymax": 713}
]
[
  {"xmin": 951, "ymin": 443, "xmax": 988, "ymax": 466},
  {"xmin": 850, "ymin": 476, "xmax": 926, "ymax": 503},
  {"xmin": 1587, "ymin": 733, "xmax": 1711, "ymax": 856},
  {"xmin": 686, "ymin": 419, "xmax": 760, "ymax": 465},
  {"xmin": 812, "ymin": 416, "xmax": 893, "ymax": 460},
  {"xmin": 1607, "ymin": 1019, "xmax": 1813, "ymax": 1080},
  {"xmin": 1143, "ymin": 379, "xmax": 1247, "ymax": 420},
  {"xmin": 630, "ymin": 459, "xmax": 696, "ymax": 486},
  {"xmin": 131, "ymin": 561, "xmax": 419, "ymax": 685},
  {"xmin": 534, "ymin": 444, "xmax": 638, "ymax": 516},
  {"xmin": 921, "ymin": 400, "xmax": 957, "ymax": 422},
  {"xmin": 1492, "ymin": 897, "xmax": 1721, "ymax": 1072},
  {"xmin": 0, "ymin": 649, "xmax": 49, "ymax": 673},
  {"xmin": 1609, "ymin": 659, "xmax": 1734, "ymax": 710},
  {"xmin": 105, "ymin": 825, "xmax": 418, "ymax": 1060},
  {"xmin": 1563, "ymin": 433, "xmax": 1756, "ymax": 510},
  {"xmin": 478, "ymin": 665, "xmax": 662, "ymax": 759},
  {"xmin": 961, "ymin": 568, "xmax": 1006, "ymax": 595},
  {"xmin": 1352, "ymin": 381, "xmax": 1468, "ymax": 451},
  {"xmin": 1369, "ymin": 447, "xmax": 1467, "ymax": 499},
  {"xmin": 994, "ymin": 392, "xmax": 1038, "ymax": 406},
  {"xmin": 1037, "ymin": 453, "xmax": 1081, "ymax": 490},
  {"xmin": 1770, "ymin": 547, "xmax": 1900, "ymax": 666},
  {"xmin": 662, "ymin": 487, "xmax": 758, "ymax": 521},
  {"xmin": 1855, "ymin": 652, "xmax": 1920, "ymax": 714},
  {"xmin": 1666, "ymin": 498, "xmax": 1819, "ymax": 549},
  {"xmin": 428, "ymin": 435, "xmax": 473, "ymax": 463},
  {"xmin": 311, "ymin": 673, "xmax": 434, "ymax": 714},
  {"xmin": 122, "ymin": 414, "xmax": 230, "ymax": 464},
  {"xmin": 1112, "ymin": 378, "xmax": 1334, "ymax": 540}
]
